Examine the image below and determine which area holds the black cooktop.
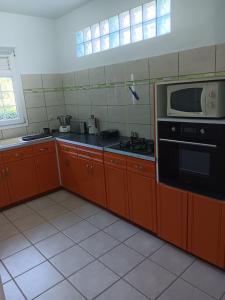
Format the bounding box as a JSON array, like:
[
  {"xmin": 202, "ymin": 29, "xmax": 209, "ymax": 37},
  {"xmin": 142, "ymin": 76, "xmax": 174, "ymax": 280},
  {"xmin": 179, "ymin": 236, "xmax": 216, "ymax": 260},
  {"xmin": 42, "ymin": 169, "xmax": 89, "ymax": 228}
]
[{"xmin": 109, "ymin": 137, "xmax": 154, "ymax": 156}]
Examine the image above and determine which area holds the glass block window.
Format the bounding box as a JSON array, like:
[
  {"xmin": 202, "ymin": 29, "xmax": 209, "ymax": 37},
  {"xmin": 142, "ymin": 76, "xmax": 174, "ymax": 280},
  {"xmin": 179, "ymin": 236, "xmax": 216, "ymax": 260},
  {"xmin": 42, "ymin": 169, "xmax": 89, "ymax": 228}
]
[{"xmin": 76, "ymin": 0, "xmax": 171, "ymax": 57}]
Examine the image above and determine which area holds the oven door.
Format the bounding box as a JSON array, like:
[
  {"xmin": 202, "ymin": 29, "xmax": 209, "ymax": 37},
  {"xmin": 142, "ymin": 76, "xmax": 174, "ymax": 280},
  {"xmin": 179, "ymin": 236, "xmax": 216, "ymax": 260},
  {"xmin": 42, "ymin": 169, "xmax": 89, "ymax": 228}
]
[{"xmin": 158, "ymin": 138, "xmax": 225, "ymax": 198}]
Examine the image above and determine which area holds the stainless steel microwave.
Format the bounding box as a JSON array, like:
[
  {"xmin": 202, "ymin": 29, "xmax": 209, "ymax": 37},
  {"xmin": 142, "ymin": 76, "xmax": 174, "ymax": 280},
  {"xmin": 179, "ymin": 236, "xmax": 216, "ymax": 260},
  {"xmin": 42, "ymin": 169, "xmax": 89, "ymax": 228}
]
[{"xmin": 167, "ymin": 81, "xmax": 225, "ymax": 118}]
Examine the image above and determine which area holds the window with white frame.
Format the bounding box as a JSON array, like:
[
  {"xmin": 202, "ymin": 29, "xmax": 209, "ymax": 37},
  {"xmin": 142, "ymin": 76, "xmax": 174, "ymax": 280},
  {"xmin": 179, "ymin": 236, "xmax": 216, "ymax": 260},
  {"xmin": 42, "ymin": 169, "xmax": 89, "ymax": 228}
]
[
  {"xmin": 76, "ymin": 0, "xmax": 171, "ymax": 57},
  {"xmin": 0, "ymin": 48, "xmax": 27, "ymax": 129}
]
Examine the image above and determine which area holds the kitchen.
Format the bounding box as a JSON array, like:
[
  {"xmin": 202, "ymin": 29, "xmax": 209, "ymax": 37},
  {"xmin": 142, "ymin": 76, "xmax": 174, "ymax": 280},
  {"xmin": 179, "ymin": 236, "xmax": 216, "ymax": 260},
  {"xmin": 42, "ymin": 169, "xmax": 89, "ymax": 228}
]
[{"xmin": 0, "ymin": 0, "xmax": 225, "ymax": 300}]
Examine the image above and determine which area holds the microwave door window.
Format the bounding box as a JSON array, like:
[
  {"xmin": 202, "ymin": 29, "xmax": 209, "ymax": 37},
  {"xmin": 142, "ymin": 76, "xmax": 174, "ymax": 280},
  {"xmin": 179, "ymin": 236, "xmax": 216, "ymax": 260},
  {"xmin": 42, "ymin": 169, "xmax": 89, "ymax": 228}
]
[{"xmin": 171, "ymin": 88, "xmax": 203, "ymax": 112}]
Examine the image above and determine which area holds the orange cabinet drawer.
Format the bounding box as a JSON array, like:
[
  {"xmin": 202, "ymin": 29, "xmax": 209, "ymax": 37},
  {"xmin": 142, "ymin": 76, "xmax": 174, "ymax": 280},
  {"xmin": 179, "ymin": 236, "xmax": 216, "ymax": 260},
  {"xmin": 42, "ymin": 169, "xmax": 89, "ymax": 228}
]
[
  {"xmin": 127, "ymin": 157, "xmax": 155, "ymax": 178},
  {"xmin": 2, "ymin": 146, "xmax": 34, "ymax": 162},
  {"xmin": 104, "ymin": 152, "xmax": 126, "ymax": 169},
  {"xmin": 78, "ymin": 146, "xmax": 103, "ymax": 162},
  {"xmin": 58, "ymin": 142, "xmax": 77, "ymax": 154},
  {"xmin": 34, "ymin": 142, "xmax": 55, "ymax": 155}
]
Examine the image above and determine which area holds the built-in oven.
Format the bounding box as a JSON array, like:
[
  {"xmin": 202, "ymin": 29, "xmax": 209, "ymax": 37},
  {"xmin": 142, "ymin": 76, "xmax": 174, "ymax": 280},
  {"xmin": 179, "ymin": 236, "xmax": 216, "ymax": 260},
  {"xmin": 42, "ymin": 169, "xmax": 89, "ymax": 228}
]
[{"xmin": 158, "ymin": 121, "xmax": 225, "ymax": 199}]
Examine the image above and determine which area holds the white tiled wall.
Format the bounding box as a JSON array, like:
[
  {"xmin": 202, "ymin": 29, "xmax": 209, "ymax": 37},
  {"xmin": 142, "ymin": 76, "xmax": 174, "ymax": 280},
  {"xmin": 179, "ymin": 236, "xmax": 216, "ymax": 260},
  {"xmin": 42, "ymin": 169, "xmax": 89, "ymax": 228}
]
[{"xmin": 1, "ymin": 42, "xmax": 224, "ymax": 140}]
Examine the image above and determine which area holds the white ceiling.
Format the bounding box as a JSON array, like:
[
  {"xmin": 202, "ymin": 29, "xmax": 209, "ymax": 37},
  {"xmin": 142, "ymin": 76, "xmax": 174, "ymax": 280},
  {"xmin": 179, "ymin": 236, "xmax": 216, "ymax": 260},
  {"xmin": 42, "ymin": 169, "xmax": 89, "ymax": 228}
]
[{"xmin": 0, "ymin": 0, "xmax": 92, "ymax": 19}]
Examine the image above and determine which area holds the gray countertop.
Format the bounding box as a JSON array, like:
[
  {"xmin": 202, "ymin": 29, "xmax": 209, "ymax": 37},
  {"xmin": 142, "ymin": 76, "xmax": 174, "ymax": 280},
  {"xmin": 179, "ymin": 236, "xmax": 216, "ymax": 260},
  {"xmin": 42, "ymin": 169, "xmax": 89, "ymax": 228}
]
[{"xmin": 0, "ymin": 133, "xmax": 155, "ymax": 162}]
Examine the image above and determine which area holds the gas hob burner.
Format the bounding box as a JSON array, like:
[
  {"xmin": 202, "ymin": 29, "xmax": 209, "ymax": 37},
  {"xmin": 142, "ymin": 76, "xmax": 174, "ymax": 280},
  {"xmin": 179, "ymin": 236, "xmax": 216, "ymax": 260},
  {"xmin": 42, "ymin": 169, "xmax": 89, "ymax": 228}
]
[{"xmin": 119, "ymin": 137, "xmax": 153, "ymax": 152}]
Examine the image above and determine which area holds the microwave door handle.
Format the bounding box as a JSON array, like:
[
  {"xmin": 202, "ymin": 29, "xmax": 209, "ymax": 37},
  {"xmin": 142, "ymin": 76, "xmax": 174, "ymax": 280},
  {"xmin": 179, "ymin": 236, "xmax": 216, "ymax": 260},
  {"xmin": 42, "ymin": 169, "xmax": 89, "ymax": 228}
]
[
  {"xmin": 201, "ymin": 87, "xmax": 207, "ymax": 114},
  {"xmin": 159, "ymin": 138, "xmax": 217, "ymax": 148}
]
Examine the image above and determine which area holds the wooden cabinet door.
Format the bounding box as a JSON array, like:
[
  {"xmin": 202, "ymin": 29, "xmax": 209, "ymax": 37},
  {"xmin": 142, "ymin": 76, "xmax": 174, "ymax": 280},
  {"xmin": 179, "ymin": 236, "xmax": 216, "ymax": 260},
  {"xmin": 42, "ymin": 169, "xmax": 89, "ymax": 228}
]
[
  {"xmin": 6, "ymin": 158, "xmax": 38, "ymax": 203},
  {"xmin": 77, "ymin": 155, "xmax": 92, "ymax": 200},
  {"xmin": 128, "ymin": 172, "xmax": 156, "ymax": 232},
  {"xmin": 0, "ymin": 165, "xmax": 10, "ymax": 208},
  {"xmin": 188, "ymin": 193, "xmax": 225, "ymax": 267},
  {"xmin": 91, "ymin": 161, "xmax": 107, "ymax": 208},
  {"xmin": 105, "ymin": 164, "xmax": 129, "ymax": 217},
  {"xmin": 59, "ymin": 152, "xmax": 79, "ymax": 193},
  {"xmin": 36, "ymin": 152, "xmax": 60, "ymax": 194},
  {"xmin": 157, "ymin": 184, "xmax": 188, "ymax": 249}
]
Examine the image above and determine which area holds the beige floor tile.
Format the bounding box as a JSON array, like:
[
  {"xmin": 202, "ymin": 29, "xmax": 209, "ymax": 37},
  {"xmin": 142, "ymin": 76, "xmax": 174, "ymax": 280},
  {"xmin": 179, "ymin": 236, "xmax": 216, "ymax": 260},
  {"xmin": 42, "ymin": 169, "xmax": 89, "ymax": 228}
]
[
  {"xmin": 50, "ymin": 212, "xmax": 82, "ymax": 231},
  {"xmin": 63, "ymin": 220, "xmax": 99, "ymax": 243},
  {"xmin": 13, "ymin": 213, "xmax": 45, "ymax": 231},
  {"xmin": 50, "ymin": 245, "xmax": 94, "ymax": 277},
  {"xmin": 15, "ymin": 261, "xmax": 63, "ymax": 300},
  {"xmin": 3, "ymin": 280, "xmax": 25, "ymax": 300},
  {"xmin": 35, "ymin": 232, "xmax": 74, "ymax": 259},
  {"xmin": 73, "ymin": 203, "xmax": 102, "ymax": 219},
  {"xmin": 23, "ymin": 222, "xmax": 58, "ymax": 244},
  {"xmin": 3, "ymin": 205, "xmax": 33, "ymax": 221},
  {"xmin": 3, "ymin": 246, "xmax": 45, "ymax": 277},
  {"xmin": 99, "ymin": 244, "xmax": 144, "ymax": 276},
  {"xmin": 38, "ymin": 204, "xmax": 68, "ymax": 220},
  {"xmin": 26, "ymin": 196, "xmax": 55, "ymax": 211},
  {"xmin": 69, "ymin": 261, "xmax": 119, "ymax": 299},
  {"xmin": 125, "ymin": 259, "xmax": 176, "ymax": 299},
  {"xmin": 0, "ymin": 262, "xmax": 11, "ymax": 284},
  {"xmin": 87, "ymin": 211, "xmax": 118, "ymax": 229},
  {"xmin": 35, "ymin": 280, "xmax": 85, "ymax": 300},
  {"xmin": 0, "ymin": 233, "xmax": 31, "ymax": 259},
  {"xmin": 0, "ymin": 222, "xmax": 18, "ymax": 241},
  {"xmin": 104, "ymin": 220, "xmax": 139, "ymax": 242}
]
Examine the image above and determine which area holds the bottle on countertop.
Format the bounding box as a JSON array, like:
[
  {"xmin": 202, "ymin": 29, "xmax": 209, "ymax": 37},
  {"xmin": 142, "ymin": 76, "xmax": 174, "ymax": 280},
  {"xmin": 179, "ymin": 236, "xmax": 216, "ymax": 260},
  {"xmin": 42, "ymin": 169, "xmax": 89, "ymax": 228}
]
[{"xmin": 87, "ymin": 115, "xmax": 99, "ymax": 135}]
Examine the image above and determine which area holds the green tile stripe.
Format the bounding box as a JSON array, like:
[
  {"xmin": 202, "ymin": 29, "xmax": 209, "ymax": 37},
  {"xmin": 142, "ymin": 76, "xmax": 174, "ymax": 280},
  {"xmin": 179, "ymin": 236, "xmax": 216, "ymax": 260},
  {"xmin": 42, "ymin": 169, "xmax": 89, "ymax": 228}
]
[{"xmin": 23, "ymin": 71, "xmax": 225, "ymax": 93}]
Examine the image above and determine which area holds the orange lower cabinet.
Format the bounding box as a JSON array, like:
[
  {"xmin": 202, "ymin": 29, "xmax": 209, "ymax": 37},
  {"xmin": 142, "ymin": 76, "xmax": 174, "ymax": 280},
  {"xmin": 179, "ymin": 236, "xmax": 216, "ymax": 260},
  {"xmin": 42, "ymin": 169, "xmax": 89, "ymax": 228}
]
[
  {"xmin": 91, "ymin": 161, "xmax": 107, "ymax": 207},
  {"xmin": 6, "ymin": 158, "xmax": 38, "ymax": 203},
  {"xmin": 105, "ymin": 164, "xmax": 129, "ymax": 218},
  {"xmin": 0, "ymin": 165, "xmax": 10, "ymax": 207},
  {"xmin": 188, "ymin": 193, "xmax": 225, "ymax": 268},
  {"xmin": 77, "ymin": 155, "xmax": 92, "ymax": 200},
  {"xmin": 59, "ymin": 151, "xmax": 79, "ymax": 193},
  {"xmin": 157, "ymin": 184, "xmax": 188, "ymax": 249},
  {"xmin": 128, "ymin": 171, "xmax": 156, "ymax": 232},
  {"xmin": 36, "ymin": 152, "xmax": 60, "ymax": 194}
]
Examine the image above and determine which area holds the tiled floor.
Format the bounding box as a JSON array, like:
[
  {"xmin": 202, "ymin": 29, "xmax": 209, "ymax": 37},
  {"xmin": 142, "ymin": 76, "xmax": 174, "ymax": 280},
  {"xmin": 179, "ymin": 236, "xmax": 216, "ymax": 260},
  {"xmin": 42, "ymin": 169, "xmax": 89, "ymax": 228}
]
[{"xmin": 1, "ymin": 190, "xmax": 225, "ymax": 300}]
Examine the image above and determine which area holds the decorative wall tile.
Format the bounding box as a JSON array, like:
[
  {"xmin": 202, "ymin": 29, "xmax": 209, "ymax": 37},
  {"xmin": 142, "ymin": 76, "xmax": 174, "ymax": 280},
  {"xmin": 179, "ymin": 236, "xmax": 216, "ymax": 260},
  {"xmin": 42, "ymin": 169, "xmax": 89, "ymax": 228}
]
[
  {"xmin": 64, "ymin": 91, "xmax": 78, "ymax": 105},
  {"xmin": 105, "ymin": 63, "xmax": 127, "ymax": 83},
  {"xmin": 179, "ymin": 46, "xmax": 216, "ymax": 75},
  {"xmin": 42, "ymin": 74, "xmax": 63, "ymax": 89},
  {"xmin": 47, "ymin": 105, "xmax": 66, "ymax": 121},
  {"xmin": 78, "ymin": 106, "xmax": 92, "ymax": 120},
  {"xmin": 108, "ymin": 106, "xmax": 128, "ymax": 123},
  {"xmin": 107, "ymin": 87, "xmax": 129, "ymax": 106},
  {"xmin": 91, "ymin": 89, "xmax": 107, "ymax": 106},
  {"xmin": 89, "ymin": 67, "xmax": 106, "ymax": 85},
  {"xmin": 127, "ymin": 105, "xmax": 151, "ymax": 124},
  {"xmin": 66, "ymin": 105, "xmax": 79, "ymax": 119},
  {"xmin": 24, "ymin": 92, "xmax": 45, "ymax": 108},
  {"xmin": 21, "ymin": 74, "xmax": 43, "ymax": 90},
  {"xmin": 77, "ymin": 90, "xmax": 91, "ymax": 106},
  {"xmin": 62, "ymin": 72, "xmax": 76, "ymax": 87},
  {"xmin": 75, "ymin": 70, "xmax": 89, "ymax": 86},
  {"xmin": 127, "ymin": 123, "xmax": 151, "ymax": 139},
  {"xmin": 125, "ymin": 58, "xmax": 149, "ymax": 81},
  {"xmin": 216, "ymin": 43, "xmax": 225, "ymax": 72},
  {"xmin": 44, "ymin": 92, "xmax": 65, "ymax": 107},
  {"xmin": 27, "ymin": 107, "xmax": 48, "ymax": 123},
  {"xmin": 91, "ymin": 106, "xmax": 108, "ymax": 122},
  {"xmin": 149, "ymin": 53, "xmax": 178, "ymax": 79},
  {"xmin": 2, "ymin": 127, "xmax": 27, "ymax": 139}
]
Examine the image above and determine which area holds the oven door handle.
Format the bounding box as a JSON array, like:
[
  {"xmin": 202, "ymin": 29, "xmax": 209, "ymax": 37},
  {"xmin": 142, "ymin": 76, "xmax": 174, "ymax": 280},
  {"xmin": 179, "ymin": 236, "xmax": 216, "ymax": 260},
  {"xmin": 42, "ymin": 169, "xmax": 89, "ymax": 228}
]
[{"xmin": 159, "ymin": 138, "xmax": 217, "ymax": 148}]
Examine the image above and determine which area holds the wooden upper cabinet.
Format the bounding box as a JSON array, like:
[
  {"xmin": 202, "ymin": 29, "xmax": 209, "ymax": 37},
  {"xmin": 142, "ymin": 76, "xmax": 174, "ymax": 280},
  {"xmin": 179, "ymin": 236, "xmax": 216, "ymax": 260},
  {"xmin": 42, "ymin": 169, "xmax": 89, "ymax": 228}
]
[
  {"xmin": 104, "ymin": 153, "xmax": 129, "ymax": 218},
  {"xmin": 188, "ymin": 193, "xmax": 225, "ymax": 268},
  {"xmin": 157, "ymin": 184, "xmax": 188, "ymax": 249},
  {"xmin": 6, "ymin": 157, "xmax": 38, "ymax": 203},
  {"xmin": 128, "ymin": 171, "xmax": 156, "ymax": 232}
]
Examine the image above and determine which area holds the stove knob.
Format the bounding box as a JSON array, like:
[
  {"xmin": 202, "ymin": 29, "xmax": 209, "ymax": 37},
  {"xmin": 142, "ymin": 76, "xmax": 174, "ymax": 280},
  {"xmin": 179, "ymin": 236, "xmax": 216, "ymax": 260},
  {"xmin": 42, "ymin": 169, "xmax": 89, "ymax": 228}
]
[
  {"xmin": 171, "ymin": 126, "xmax": 176, "ymax": 132},
  {"xmin": 200, "ymin": 128, "xmax": 205, "ymax": 135}
]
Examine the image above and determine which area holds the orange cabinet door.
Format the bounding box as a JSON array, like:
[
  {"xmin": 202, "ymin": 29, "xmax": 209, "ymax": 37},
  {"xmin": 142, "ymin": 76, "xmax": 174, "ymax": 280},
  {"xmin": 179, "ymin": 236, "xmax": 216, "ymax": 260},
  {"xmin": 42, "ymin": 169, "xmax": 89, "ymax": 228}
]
[
  {"xmin": 77, "ymin": 155, "xmax": 92, "ymax": 200},
  {"xmin": 0, "ymin": 165, "xmax": 10, "ymax": 208},
  {"xmin": 105, "ymin": 164, "xmax": 129, "ymax": 217},
  {"xmin": 157, "ymin": 184, "xmax": 188, "ymax": 249},
  {"xmin": 91, "ymin": 161, "xmax": 107, "ymax": 208},
  {"xmin": 128, "ymin": 172, "xmax": 156, "ymax": 232},
  {"xmin": 188, "ymin": 193, "xmax": 225, "ymax": 268},
  {"xmin": 6, "ymin": 158, "xmax": 38, "ymax": 203},
  {"xmin": 36, "ymin": 152, "xmax": 60, "ymax": 194},
  {"xmin": 59, "ymin": 152, "xmax": 79, "ymax": 193}
]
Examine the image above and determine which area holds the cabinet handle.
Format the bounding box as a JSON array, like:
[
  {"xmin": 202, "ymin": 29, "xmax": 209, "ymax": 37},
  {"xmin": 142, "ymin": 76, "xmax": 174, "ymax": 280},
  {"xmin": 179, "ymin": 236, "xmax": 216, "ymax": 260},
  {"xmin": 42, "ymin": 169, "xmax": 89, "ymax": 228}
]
[
  {"xmin": 15, "ymin": 153, "xmax": 21, "ymax": 157},
  {"xmin": 1, "ymin": 169, "xmax": 5, "ymax": 177},
  {"xmin": 135, "ymin": 164, "xmax": 144, "ymax": 171},
  {"xmin": 86, "ymin": 164, "xmax": 89, "ymax": 168},
  {"xmin": 110, "ymin": 159, "xmax": 118, "ymax": 164},
  {"xmin": 40, "ymin": 148, "xmax": 48, "ymax": 152}
]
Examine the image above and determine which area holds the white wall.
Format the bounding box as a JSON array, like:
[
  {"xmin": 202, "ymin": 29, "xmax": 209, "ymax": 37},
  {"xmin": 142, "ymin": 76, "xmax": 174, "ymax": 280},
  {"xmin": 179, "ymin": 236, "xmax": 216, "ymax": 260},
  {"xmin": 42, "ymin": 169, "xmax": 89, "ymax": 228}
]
[
  {"xmin": 0, "ymin": 12, "xmax": 58, "ymax": 74},
  {"xmin": 56, "ymin": 0, "xmax": 225, "ymax": 73}
]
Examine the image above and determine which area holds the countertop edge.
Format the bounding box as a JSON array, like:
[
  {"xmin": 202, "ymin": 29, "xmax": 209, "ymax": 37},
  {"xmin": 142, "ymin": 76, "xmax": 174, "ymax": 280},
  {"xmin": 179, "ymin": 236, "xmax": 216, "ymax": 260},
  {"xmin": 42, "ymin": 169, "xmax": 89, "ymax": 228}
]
[{"xmin": 0, "ymin": 136, "xmax": 155, "ymax": 162}]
